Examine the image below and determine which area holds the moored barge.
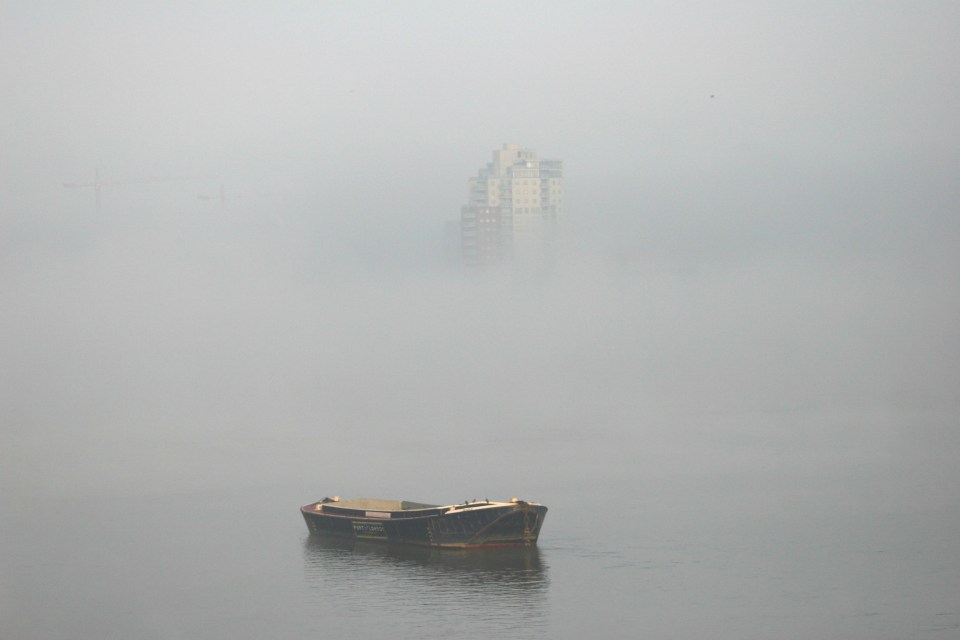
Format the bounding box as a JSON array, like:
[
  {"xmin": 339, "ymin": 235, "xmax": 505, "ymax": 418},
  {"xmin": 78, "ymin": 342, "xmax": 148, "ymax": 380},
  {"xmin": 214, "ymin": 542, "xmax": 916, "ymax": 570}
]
[{"xmin": 301, "ymin": 496, "xmax": 547, "ymax": 548}]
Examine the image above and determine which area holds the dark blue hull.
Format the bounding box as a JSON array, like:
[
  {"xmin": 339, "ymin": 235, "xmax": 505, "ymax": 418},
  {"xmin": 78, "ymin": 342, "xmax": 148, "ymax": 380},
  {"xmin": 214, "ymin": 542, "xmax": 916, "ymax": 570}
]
[{"xmin": 301, "ymin": 499, "xmax": 547, "ymax": 548}]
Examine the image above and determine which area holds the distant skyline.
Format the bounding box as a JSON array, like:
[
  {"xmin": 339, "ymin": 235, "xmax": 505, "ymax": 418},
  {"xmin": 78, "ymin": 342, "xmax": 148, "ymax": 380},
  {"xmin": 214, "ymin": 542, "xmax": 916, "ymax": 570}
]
[{"xmin": 3, "ymin": 2, "xmax": 958, "ymax": 272}]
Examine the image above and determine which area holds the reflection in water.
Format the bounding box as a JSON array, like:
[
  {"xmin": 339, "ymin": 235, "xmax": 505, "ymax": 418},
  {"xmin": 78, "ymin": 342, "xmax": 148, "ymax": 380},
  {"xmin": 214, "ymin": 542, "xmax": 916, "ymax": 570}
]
[{"xmin": 302, "ymin": 536, "xmax": 549, "ymax": 638}]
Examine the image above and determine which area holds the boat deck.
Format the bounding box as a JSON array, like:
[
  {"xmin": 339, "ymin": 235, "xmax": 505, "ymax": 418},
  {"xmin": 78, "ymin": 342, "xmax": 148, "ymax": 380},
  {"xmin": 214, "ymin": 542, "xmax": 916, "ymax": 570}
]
[{"xmin": 329, "ymin": 499, "xmax": 440, "ymax": 512}]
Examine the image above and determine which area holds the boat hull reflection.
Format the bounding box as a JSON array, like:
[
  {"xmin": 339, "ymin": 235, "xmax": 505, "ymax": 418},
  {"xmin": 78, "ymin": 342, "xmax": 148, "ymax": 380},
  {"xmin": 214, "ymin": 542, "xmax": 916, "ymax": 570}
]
[{"xmin": 303, "ymin": 535, "xmax": 548, "ymax": 601}]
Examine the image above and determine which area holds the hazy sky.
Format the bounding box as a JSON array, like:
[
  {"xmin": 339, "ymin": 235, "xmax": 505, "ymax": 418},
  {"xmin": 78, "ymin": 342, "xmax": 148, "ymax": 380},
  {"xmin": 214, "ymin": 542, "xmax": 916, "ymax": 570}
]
[
  {"xmin": 1, "ymin": 2, "xmax": 958, "ymax": 500},
  {"xmin": 3, "ymin": 1, "xmax": 958, "ymax": 248}
]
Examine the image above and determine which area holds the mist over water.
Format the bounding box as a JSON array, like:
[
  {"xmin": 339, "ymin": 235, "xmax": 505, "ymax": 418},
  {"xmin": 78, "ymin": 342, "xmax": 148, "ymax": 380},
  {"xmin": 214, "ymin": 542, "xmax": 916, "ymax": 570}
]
[
  {"xmin": 3, "ymin": 2, "xmax": 959, "ymax": 638},
  {"xmin": 6, "ymin": 198, "xmax": 955, "ymax": 503},
  {"xmin": 3, "ymin": 192, "xmax": 958, "ymax": 638}
]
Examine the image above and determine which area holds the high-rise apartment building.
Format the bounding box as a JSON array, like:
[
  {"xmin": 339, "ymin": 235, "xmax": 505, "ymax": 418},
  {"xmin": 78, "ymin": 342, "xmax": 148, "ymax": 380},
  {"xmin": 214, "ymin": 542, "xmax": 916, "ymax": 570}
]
[{"xmin": 461, "ymin": 143, "xmax": 563, "ymax": 267}]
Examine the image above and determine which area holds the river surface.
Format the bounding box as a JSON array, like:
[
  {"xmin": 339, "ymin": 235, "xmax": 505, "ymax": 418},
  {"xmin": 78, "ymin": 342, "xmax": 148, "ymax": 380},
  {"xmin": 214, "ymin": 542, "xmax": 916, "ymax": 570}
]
[
  {"xmin": 3, "ymin": 413, "xmax": 958, "ymax": 640},
  {"xmin": 2, "ymin": 212, "xmax": 958, "ymax": 638}
]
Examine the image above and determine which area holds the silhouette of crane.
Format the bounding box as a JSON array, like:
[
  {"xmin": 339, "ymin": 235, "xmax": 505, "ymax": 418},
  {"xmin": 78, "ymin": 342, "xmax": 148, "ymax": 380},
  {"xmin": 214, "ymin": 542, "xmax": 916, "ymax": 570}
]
[
  {"xmin": 197, "ymin": 182, "xmax": 285, "ymax": 210},
  {"xmin": 198, "ymin": 183, "xmax": 229, "ymax": 209},
  {"xmin": 63, "ymin": 168, "xmax": 208, "ymax": 211}
]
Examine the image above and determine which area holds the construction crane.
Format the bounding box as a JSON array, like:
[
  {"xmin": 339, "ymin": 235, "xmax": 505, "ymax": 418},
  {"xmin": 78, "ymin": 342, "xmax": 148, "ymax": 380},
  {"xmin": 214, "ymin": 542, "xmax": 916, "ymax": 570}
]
[
  {"xmin": 63, "ymin": 168, "xmax": 209, "ymax": 212},
  {"xmin": 197, "ymin": 182, "xmax": 285, "ymax": 210},
  {"xmin": 197, "ymin": 183, "xmax": 228, "ymax": 209}
]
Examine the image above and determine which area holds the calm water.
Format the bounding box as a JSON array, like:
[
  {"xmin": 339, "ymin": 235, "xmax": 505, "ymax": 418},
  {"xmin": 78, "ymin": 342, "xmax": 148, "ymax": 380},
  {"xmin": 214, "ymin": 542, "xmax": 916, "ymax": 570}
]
[
  {"xmin": 3, "ymin": 416, "xmax": 958, "ymax": 640},
  {"xmin": 2, "ymin": 218, "xmax": 958, "ymax": 638}
]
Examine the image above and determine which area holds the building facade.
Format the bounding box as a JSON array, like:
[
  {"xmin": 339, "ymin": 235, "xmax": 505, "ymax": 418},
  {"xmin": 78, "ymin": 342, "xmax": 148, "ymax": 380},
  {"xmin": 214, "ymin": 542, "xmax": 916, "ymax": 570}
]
[{"xmin": 461, "ymin": 143, "xmax": 563, "ymax": 267}]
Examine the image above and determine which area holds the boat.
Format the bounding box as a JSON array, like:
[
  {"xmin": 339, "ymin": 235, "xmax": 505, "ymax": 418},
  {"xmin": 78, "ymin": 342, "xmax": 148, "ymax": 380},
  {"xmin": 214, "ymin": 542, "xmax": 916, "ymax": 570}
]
[{"xmin": 301, "ymin": 496, "xmax": 547, "ymax": 548}]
